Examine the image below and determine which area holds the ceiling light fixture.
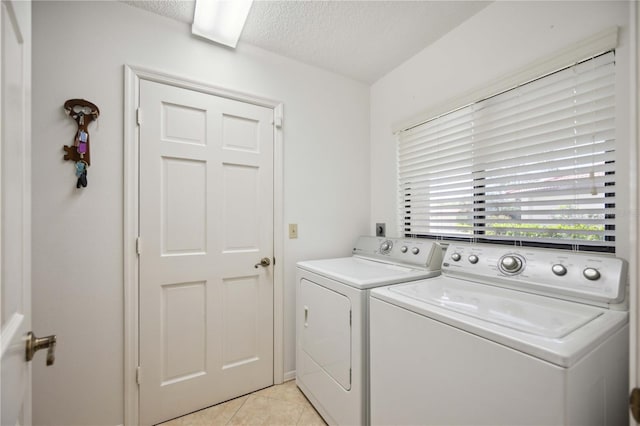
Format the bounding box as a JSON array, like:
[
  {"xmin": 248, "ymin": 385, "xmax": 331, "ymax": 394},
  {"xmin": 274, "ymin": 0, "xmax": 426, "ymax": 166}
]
[{"xmin": 192, "ymin": 0, "xmax": 254, "ymax": 48}]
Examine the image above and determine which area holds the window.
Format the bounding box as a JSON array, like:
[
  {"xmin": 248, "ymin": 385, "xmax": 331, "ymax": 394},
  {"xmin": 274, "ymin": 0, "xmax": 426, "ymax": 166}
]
[{"xmin": 398, "ymin": 51, "xmax": 616, "ymax": 252}]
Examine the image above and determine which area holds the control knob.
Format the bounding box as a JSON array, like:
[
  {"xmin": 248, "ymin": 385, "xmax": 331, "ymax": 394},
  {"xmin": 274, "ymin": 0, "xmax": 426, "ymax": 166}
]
[
  {"xmin": 468, "ymin": 254, "xmax": 479, "ymax": 264},
  {"xmin": 551, "ymin": 264, "xmax": 567, "ymax": 276},
  {"xmin": 500, "ymin": 255, "xmax": 523, "ymax": 273},
  {"xmin": 451, "ymin": 253, "xmax": 461, "ymax": 262},
  {"xmin": 400, "ymin": 246, "xmax": 408, "ymax": 253},
  {"xmin": 380, "ymin": 240, "xmax": 393, "ymax": 254},
  {"xmin": 411, "ymin": 247, "xmax": 420, "ymax": 255},
  {"xmin": 583, "ymin": 268, "xmax": 601, "ymax": 281}
]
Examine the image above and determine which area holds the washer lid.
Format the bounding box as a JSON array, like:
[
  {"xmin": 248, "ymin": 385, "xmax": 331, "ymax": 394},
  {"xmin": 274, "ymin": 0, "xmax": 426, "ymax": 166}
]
[
  {"xmin": 389, "ymin": 278, "xmax": 600, "ymax": 338},
  {"xmin": 372, "ymin": 277, "xmax": 628, "ymax": 367},
  {"xmin": 296, "ymin": 257, "xmax": 439, "ymax": 289}
]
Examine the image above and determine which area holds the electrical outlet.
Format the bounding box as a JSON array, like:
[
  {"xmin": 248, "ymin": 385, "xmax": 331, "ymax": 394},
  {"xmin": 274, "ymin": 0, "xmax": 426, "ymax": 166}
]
[
  {"xmin": 376, "ymin": 223, "xmax": 386, "ymax": 237},
  {"xmin": 289, "ymin": 224, "xmax": 298, "ymax": 239}
]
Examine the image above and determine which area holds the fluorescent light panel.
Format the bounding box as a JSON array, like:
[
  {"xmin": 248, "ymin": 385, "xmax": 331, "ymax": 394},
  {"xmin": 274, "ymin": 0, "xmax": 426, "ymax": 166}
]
[{"xmin": 192, "ymin": 0, "xmax": 254, "ymax": 48}]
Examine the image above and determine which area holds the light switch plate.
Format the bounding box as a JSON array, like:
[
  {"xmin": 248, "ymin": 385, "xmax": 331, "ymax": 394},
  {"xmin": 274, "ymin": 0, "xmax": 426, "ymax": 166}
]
[{"xmin": 289, "ymin": 224, "xmax": 298, "ymax": 239}]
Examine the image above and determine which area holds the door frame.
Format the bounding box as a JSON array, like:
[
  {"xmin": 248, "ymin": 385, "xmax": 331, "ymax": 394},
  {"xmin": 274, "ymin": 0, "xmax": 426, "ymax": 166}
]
[{"xmin": 123, "ymin": 65, "xmax": 285, "ymax": 426}]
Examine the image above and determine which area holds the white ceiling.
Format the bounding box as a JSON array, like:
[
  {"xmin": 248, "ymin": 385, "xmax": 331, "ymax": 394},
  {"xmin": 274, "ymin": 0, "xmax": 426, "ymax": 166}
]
[{"xmin": 122, "ymin": 0, "xmax": 491, "ymax": 84}]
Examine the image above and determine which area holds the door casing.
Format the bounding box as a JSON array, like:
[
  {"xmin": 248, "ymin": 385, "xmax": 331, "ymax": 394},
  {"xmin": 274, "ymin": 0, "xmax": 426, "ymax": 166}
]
[{"xmin": 123, "ymin": 65, "xmax": 285, "ymax": 426}]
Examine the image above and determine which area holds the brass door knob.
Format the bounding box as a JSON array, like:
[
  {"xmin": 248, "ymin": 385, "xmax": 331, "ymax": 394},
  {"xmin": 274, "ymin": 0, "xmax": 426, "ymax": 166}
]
[
  {"xmin": 25, "ymin": 332, "xmax": 57, "ymax": 366},
  {"xmin": 630, "ymin": 388, "xmax": 640, "ymax": 423},
  {"xmin": 254, "ymin": 257, "xmax": 271, "ymax": 268}
]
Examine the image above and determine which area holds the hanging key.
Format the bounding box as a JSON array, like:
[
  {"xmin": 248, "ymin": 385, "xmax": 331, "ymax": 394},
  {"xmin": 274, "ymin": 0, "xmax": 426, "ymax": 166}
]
[
  {"xmin": 75, "ymin": 161, "xmax": 86, "ymax": 177},
  {"xmin": 76, "ymin": 168, "xmax": 88, "ymax": 188}
]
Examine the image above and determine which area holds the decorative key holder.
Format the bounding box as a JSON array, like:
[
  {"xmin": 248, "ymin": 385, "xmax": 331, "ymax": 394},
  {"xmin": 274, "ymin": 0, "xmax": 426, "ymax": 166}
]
[{"xmin": 63, "ymin": 99, "xmax": 100, "ymax": 188}]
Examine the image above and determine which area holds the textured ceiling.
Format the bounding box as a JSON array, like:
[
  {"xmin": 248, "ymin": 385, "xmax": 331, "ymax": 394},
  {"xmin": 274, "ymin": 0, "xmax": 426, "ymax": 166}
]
[{"xmin": 122, "ymin": 0, "xmax": 490, "ymax": 83}]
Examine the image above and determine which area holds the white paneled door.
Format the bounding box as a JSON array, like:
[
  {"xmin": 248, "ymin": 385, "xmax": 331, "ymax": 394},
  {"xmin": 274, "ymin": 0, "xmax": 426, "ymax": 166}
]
[
  {"xmin": 1, "ymin": 1, "xmax": 32, "ymax": 425},
  {"xmin": 138, "ymin": 80, "xmax": 275, "ymax": 425}
]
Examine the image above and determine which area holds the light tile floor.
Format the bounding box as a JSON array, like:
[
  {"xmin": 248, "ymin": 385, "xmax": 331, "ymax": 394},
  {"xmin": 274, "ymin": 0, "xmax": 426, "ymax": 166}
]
[{"xmin": 159, "ymin": 380, "xmax": 327, "ymax": 426}]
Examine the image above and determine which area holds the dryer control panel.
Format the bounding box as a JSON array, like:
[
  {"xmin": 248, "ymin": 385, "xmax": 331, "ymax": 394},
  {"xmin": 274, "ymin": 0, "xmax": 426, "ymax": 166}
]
[
  {"xmin": 441, "ymin": 242, "xmax": 628, "ymax": 308},
  {"xmin": 352, "ymin": 236, "xmax": 443, "ymax": 270}
]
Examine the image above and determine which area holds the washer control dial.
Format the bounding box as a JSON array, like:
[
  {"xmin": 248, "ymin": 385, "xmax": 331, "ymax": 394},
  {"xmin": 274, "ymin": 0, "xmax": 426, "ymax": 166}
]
[
  {"xmin": 400, "ymin": 246, "xmax": 408, "ymax": 253},
  {"xmin": 552, "ymin": 264, "xmax": 567, "ymax": 276},
  {"xmin": 583, "ymin": 267, "xmax": 601, "ymax": 281},
  {"xmin": 451, "ymin": 253, "xmax": 461, "ymax": 262},
  {"xmin": 468, "ymin": 254, "xmax": 479, "ymax": 264},
  {"xmin": 411, "ymin": 247, "xmax": 420, "ymax": 255},
  {"xmin": 499, "ymin": 255, "xmax": 524, "ymax": 274},
  {"xmin": 380, "ymin": 240, "xmax": 393, "ymax": 254}
]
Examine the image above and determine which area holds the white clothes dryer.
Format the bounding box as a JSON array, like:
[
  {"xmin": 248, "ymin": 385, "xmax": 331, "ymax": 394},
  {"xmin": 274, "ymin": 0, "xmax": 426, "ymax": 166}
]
[
  {"xmin": 370, "ymin": 242, "xmax": 629, "ymax": 426},
  {"xmin": 296, "ymin": 236, "xmax": 443, "ymax": 426}
]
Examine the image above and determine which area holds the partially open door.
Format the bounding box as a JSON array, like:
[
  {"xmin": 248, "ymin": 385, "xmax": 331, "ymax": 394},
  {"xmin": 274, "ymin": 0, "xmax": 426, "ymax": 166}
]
[{"xmin": 1, "ymin": 1, "xmax": 32, "ymax": 424}]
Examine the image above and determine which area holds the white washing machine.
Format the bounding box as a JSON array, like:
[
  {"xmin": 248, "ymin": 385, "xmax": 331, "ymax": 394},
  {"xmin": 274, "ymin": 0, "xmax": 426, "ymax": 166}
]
[
  {"xmin": 296, "ymin": 236, "xmax": 443, "ymax": 426},
  {"xmin": 370, "ymin": 242, "xmax": 629, "ymax": 426}
]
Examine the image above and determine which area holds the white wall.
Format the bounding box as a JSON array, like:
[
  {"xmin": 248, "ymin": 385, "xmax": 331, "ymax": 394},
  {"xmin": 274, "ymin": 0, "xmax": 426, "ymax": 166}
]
[
  {"xmin": 370, "ymin": 0, "xmax": 634, "ymax": 261},
  {"xmin": 31, "ymin": 2, "xmax": 370, "ymax": 425}
]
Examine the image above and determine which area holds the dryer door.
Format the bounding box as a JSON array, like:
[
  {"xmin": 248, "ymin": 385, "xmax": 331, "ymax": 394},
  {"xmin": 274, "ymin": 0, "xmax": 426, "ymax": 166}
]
[{"xmin": 299, "ymin": 278, "xmax": 351, "ymax": 390}]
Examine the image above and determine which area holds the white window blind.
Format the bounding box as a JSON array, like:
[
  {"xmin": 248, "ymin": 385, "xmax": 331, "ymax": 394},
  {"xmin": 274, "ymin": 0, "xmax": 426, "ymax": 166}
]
[{"xmin": 398, "ymin": 51, "xmax": 616, "ymax": 250}]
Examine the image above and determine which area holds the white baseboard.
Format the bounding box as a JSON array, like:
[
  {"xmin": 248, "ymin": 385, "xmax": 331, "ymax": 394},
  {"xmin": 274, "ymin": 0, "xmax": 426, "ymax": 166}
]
[{"xmin": 284, "ymin": 370, "xmax": 296, "ymax": 382}]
